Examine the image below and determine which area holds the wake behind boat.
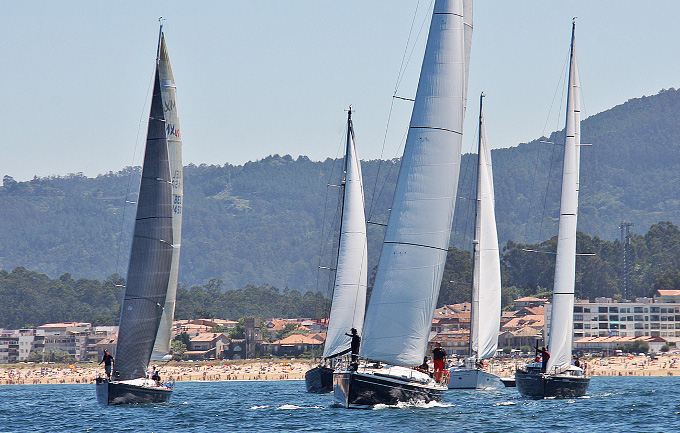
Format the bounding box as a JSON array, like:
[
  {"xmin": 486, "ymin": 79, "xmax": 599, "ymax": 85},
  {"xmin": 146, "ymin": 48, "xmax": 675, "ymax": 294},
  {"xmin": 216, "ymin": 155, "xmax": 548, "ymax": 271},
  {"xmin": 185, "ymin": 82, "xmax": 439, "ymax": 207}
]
[
  {"xmin": 96, "ymin": 23, "xmax": 181, "ymax": 405},
  {"xmin": 515, "ymin": 21, "xmax": 590, "ymax": 399},
  {"xmin": 334, "ymin": 0, "xmax": 471, "ymax": 408}
]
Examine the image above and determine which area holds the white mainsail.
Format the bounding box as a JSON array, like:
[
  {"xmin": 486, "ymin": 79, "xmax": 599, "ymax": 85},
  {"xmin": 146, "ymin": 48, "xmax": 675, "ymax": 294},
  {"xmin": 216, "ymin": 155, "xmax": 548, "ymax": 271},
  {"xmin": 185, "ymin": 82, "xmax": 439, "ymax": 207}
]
[
  {"xmin": 360, "ymin": 0, "xmax": 467, "ymax": 367},
  {"xmin": 470, "ymin": 95, "xmax": 501, "ymax": 360},
  {"xmin": 546, "ymin": 22, "xmax": 580, "ymax": 373},
  {"xmin": 462, "ymin": 0, "xmax": 473, "ymax": 110},
  {"xmin": 151, "ymin": 29, "xmax": 183, "ymax": 360},
  {"xmin": 323, "ymin": 109, "xmax": 368, "ymax": 359}
]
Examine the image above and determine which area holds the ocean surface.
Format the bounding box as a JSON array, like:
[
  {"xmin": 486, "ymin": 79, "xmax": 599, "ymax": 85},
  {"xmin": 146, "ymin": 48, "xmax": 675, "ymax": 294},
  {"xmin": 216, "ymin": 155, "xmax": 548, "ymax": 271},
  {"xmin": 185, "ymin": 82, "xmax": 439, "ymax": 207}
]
[{"xmin": 1, "ymin": 377, "xmax": 678, "ymax": 432}]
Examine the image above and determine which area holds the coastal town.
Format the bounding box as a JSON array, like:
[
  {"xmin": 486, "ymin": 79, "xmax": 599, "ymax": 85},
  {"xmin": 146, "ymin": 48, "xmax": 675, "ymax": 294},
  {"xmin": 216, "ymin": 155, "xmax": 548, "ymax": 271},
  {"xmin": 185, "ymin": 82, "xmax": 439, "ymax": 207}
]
[{"xmin": 3, "ymin": 290, "xmax": 680, "ymax": 385}]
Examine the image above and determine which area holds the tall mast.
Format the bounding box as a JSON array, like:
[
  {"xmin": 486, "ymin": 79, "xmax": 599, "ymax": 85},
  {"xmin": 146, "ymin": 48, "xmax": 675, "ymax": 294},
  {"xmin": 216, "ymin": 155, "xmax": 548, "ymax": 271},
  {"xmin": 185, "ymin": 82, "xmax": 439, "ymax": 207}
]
[
  {"xmin": 468, "ymin": 93, "xmax": 484, "ymax": 358},
  {"xmin": 546, "ymin": 20, "xmax": 580, "ymax": 373}
]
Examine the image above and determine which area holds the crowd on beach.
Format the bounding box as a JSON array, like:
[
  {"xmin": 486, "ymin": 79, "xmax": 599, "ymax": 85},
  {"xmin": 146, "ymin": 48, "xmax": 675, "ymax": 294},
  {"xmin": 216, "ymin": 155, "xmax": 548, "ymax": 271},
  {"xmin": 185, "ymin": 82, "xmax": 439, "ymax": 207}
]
[
  {"xmin": 3, "ymin": 355, "xmax": 680, "ymax": 386},
  {"xmin": 0, "ymin": 360, "xmax": 308, "ymax": 386}
]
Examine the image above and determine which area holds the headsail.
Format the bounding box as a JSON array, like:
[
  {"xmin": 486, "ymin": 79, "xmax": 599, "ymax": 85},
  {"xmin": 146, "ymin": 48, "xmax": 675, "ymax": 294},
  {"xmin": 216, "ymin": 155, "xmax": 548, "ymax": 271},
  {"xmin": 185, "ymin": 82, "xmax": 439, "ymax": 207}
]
[
  {"xmin": 546, "ymin": 22, "xmax": 580, "ymax": 373},
  {"xmin": 470, "ymin": 94, "xmax": 501, "ymax": 360},
  {"xmin": 151, "ymin": 29, "xmax": 183, "ymax": 361},
  {"xmin": 113, "ymin": 41, "xmax": 174, "ymax": 380},
  {"xmin": 359, "ymin": 0, "xmax": 468, "ymax": 367},
  {"xmin": 322, "ymin": 108, "xmax": 368, "ymax": 359}
]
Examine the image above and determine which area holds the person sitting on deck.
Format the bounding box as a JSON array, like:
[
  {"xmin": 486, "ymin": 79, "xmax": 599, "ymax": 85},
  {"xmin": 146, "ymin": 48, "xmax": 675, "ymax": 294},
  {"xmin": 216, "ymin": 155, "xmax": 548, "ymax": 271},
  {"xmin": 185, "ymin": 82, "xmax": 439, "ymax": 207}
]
[
  {"xmin": 415, "ymin": 357, "xmax": 430, "ymax": 375},
  {"xmin": 149, "ymin": 364, "xmax": 161, "ymax": 384}
]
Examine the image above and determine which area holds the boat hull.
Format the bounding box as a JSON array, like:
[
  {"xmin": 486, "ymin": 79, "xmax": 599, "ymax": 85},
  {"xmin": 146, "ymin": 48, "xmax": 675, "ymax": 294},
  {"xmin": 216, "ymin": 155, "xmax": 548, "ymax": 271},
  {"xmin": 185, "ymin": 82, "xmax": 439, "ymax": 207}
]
[
  {"xmin": 333, "ymin": 369, "xmax": 445, "ymax": 408},
  {"xmin": 95, "ymin": 377, "xmax": 172, "ymax": 405},
  {"xmin": 500, "ymin": 376, "xmax": 516, "ymax": 387},
  {"xmin": 447, "ymin": 368, "xmax": 500, "ymax": 389},
  {"xmin": 515, "ymin": 370, "xmax": 589, "ymax": 398},
  {"xmin": 305, "ymin": 365, "xmax": 334, "ymax": 393}
]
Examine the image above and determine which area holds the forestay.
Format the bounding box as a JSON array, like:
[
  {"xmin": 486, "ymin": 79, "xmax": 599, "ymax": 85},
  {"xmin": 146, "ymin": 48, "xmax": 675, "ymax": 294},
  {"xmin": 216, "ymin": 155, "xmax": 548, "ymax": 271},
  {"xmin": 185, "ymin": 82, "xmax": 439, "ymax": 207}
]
[{"xmin": 360, "ymin": 0, "xmax": 468, "ymax": 367}]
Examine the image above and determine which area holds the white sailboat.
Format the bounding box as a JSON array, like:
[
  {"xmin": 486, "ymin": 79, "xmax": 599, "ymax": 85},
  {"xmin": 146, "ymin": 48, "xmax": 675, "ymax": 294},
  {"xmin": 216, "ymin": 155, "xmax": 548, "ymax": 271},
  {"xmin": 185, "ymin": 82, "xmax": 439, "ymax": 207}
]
[
  {"xmin": 515, "ymin": 20, "xmax": 590, "ymax": 399},
  {"xmin": 447, "ymin": 94, "xmax": 502, "ymax": 389},
  {"xmin": 96, "ymin": 24, "xmax": 180, "ymax": 405},
  {"xmin": 305, "ymin": 108, "xmax": 368, "ymax": 393},
  {"xmin": 333, "ymin": 0, "xmax": 470, "ymax": 408}
]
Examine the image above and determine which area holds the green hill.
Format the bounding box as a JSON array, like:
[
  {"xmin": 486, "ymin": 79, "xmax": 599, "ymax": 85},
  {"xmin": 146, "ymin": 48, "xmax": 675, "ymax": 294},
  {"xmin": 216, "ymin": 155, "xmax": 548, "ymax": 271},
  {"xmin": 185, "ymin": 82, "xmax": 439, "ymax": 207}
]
[{"xmin": 2, "ymin": 88, "xmax": 680, "ymax": 293}]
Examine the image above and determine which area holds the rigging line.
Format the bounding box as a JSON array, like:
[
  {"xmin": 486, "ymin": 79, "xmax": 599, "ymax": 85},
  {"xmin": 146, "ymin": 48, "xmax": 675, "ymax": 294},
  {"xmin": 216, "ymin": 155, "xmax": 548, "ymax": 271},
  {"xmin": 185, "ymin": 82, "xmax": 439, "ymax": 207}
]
[
  {"xmin": 536, "ymin": 46, "xmax": 572, "ymax": 245},
  {"xmin": 393, "ymin": 0, "xmax": 422, "ymax": 94},
  {"xmin": 367, "ymin": 0, "xmax": 430, "ymax": 223},
  {"xmin": 395, "ymin": 0, "xmax": 434, "ymax": 92},
  {"xmin": 114, "ymin": 48, "xmax": 158, "ymax": 280},
  {"xmin": 314, "ymin": 114, "xmax": 347, "ymax": 319},
  {"xmin": 453, "ymin": 114, "xmax": 480, "ymax": 253}
]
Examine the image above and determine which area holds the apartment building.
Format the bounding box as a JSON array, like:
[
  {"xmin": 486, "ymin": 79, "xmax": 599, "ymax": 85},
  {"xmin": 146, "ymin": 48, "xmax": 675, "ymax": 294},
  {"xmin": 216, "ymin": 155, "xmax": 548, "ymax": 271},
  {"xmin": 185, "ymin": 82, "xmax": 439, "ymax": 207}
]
[{"xmin": 545, "ymin": 291, "xmax": 680, "ymax": 345}]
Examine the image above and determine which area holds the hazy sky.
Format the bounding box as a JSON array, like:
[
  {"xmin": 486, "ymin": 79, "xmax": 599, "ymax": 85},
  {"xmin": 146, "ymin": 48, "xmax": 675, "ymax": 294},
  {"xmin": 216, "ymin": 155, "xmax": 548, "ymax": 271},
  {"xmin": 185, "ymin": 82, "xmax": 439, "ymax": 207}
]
[{"xmin": 2, "ymin": 1, "xmax": 679, "ymax": 181}]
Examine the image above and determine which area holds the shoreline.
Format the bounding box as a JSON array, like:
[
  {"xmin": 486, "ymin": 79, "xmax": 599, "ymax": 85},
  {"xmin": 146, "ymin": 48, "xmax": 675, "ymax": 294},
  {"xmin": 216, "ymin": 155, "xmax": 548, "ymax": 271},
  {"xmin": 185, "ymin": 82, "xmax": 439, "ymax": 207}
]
[{"xmin": 2, "ymin": 355, "xmax": 680, "ymax": 386}]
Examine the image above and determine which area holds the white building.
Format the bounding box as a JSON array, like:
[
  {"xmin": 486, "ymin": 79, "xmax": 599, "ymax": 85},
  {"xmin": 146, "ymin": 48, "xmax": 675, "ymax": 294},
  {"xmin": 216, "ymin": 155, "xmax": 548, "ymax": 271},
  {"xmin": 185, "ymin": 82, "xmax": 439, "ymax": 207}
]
[{"xmin": 545, "ymin": 291, "xmax": 680, "ymax": 345}]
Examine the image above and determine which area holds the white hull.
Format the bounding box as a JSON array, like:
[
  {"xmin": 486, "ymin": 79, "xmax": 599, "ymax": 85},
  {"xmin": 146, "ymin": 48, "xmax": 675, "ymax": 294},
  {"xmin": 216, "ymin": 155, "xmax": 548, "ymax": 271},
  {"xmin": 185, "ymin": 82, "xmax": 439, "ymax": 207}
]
[{"xmin": 447, "ymin": 368, "xmax": 500, "ymax": 389}]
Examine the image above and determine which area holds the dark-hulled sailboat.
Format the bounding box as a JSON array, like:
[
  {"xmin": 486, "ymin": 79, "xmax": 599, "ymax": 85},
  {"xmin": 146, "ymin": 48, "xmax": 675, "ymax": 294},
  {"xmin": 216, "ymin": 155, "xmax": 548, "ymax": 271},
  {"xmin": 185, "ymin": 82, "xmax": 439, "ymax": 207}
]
[
  {"xmin": 515, "ymin": 21, "xmax": 590, "ymax": 399},
  {"xmin": 96, "ymin": 23, "xmax": 181, "ymax": 405},
  {"xmin": 305, "ymin": 108, "xmax": 368, "ymax": 393},
  {"xmin": 333, "ymin": 0, "xmax": 471, "ymax": 408}
]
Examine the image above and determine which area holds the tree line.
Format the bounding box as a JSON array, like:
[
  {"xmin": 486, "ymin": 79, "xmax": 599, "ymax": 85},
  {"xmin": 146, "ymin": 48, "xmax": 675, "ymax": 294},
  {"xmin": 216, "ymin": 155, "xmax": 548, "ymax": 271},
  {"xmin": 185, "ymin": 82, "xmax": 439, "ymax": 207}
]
[{"xmin": 5, "ymin": 221, "xmax": 680, "ymax": 328}]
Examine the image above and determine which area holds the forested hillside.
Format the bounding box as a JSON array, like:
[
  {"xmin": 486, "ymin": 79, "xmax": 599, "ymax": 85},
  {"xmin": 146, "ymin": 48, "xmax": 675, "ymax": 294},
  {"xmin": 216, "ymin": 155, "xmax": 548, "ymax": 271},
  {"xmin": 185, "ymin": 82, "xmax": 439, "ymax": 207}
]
[
  {"xmin": 2, "ymin": 88, "xmax": 680, "ymax": 293},
  {"xmin": 5, "ymin": 221, "xmax": 680, "ymax": 328}
]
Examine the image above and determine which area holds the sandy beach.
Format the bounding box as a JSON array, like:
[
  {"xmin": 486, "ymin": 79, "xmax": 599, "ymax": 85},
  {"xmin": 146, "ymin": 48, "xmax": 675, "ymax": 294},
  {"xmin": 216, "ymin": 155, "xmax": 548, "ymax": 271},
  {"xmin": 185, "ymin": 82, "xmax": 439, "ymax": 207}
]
[
  {"xmin": 0, "ymin": 359, "xmax": 311, "ymax": 386},
  {"xmin": 3, "ymin": 355, "xmax": 680, "ymax": 386}
]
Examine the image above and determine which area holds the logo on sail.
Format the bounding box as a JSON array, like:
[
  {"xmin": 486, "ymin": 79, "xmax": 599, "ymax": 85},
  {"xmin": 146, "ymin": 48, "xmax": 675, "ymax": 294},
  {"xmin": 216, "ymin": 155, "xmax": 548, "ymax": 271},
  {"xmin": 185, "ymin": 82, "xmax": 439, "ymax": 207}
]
[
  {"xmin": 166, "ymin": 123, "xmax": 180, "ymax": 138},
  {"xmin": 164, "ymin": 99, "xmax": 176, "ymax": 113}
]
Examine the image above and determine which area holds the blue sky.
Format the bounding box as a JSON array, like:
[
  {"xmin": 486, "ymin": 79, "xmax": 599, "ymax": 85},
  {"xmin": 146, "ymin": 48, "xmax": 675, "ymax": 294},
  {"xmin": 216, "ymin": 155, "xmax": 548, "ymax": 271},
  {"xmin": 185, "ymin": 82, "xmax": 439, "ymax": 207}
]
[{"xmin": 2, "ymin": 1, "xmax": 679, "ymax": 180}]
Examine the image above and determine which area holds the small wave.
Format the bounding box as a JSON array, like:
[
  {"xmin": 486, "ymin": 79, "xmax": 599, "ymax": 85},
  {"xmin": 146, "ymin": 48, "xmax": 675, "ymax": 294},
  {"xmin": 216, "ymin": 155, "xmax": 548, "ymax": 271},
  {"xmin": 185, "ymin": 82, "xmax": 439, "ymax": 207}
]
[
  {"xmin": 276, "ymin": 404, "xmax": 323, "ymax": 410},
  {"xmin": 249, "ymin": 405, "xmax": 269, "ymax": 410},
  {"xmin": 371, "ymin": 400, "xmax": 453, "ymax": 410},
  {"xmin": 494, "ymin": 401, "xmax": 516, "ymax": 406}
]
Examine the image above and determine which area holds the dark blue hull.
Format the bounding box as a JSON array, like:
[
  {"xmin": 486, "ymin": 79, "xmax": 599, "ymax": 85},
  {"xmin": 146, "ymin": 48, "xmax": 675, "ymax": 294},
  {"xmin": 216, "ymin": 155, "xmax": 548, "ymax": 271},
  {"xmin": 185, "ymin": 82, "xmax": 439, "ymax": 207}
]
[
  {"xmin": 333, "ymin": 369, "xmax": 445, "ymax": 408},
  {"xmin": 305, "ymin": 366, "xmax": 334, "ymax": 393},
  {"xmin": 95, "ymin": 377, "xmax": 172, "ymax": 405},
  {"xmin": 515, "ymin": 370, "xmax": 589, "ymax": 398}
]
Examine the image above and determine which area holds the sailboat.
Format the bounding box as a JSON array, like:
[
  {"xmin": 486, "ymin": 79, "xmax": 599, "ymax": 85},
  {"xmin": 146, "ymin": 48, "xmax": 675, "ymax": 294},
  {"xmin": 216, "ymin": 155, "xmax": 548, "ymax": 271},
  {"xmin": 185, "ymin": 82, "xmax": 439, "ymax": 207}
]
[
  {"xmin": 96, "ymin": 24, "xmax": 181, "ymax": 405},
  {"xmin": 305, "ymin": 108, "xmax": 368, "ymax": 393},
  {"xmin": 447, "ymin": 94, "xmax": 502, "ymax": 389},
  {"xmin": 333, "ymin": 0, "xmax": 469, "ymax": 408},
  {"xmin": 515, "ymin": 21, "xmax": 590, "ymax": 399}
]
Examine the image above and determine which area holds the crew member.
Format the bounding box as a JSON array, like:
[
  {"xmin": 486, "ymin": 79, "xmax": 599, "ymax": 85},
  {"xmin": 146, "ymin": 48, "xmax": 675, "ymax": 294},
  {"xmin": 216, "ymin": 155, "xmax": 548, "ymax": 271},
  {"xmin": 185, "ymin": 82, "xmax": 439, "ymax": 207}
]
[
  {"xmin": 431, "ymin": 342, "xmax": 447, "ymax": 382},
  {"xmin": 99, "ymin": 350, "xmax": 114, "ymax": 379},
  {"xmin": 539, "ymin": 347, "xmax": 550, "ymax": 373}
]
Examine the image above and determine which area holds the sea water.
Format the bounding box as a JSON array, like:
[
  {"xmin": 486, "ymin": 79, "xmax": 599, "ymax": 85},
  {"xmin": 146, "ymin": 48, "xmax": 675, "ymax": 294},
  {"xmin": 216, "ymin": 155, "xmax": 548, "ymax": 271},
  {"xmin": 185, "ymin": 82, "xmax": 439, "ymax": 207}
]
[{"xmin": 1, "ymin": 377, "xmax": 678, "ymax": 432}]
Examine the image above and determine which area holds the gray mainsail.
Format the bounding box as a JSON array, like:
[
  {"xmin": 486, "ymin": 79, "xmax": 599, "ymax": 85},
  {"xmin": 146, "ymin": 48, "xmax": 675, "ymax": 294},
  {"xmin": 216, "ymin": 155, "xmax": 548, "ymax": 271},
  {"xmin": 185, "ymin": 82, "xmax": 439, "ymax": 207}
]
[
  {"xmin": 151, "ymin": 32, "xmax": 183, "ymax": 360},
  {"xmin": 113, "ymin": 34, "xmax": 174, "ymax": 380}
]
